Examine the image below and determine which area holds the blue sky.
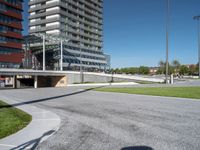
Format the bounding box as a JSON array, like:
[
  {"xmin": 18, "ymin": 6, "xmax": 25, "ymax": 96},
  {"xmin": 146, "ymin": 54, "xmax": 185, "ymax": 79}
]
[{"xmin": 23, "ymin": 0, "xmax": 200, "ymax": 68}]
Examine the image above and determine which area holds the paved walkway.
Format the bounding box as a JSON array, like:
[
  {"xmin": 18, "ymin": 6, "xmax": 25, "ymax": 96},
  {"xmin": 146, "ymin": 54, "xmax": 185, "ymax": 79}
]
[{"xmin": 0, "ymin": 95, "xmax": 61, "ymax": 150}]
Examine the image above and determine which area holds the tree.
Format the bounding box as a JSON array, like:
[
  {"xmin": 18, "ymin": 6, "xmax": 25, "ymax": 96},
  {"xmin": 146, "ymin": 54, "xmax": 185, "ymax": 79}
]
[
  {"xmin": 156, "ymin": 68, "xmax": 163, "ymax": 74},
  {"xmin": 159, "ymin": 60, "xmax": 165, "ymax": 67},
  {"xmin": 171, "ymin": 60, "xmax": 181, "ymax": 74},
  {"xmin": 188, "ymin": 65, "xmax": 197, "ymax": 75},
  {"xmin": 179, "ymin": 65, "xmax": 189, "ymax": 75},
  {"xmin": 158, "ymin": 60, "xmax": 165, "ymax": 74},
  {"xmin": 139, "ymin": 66, "xmax": 149, "ymax": 75},
  {"xmin": 172, "ymin": 60, "xmax": 181, "ymax": 68},
  {"xmin": 196, "ymin": 63, "xmax": 199, "ymax": 75}
]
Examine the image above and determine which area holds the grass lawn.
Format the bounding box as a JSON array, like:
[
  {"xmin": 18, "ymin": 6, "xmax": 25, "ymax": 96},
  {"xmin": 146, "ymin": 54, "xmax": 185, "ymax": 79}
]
[
  {"xmin": 0, "ymin": 101, "xmax": 32, "ymax": 139},
  {"xmin": 95, "ymin": 86, "xmax": 200, "ymax": 99}
]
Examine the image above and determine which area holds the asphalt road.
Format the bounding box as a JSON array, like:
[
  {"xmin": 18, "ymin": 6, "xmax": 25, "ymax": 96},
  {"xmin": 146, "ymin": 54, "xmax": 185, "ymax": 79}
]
[{"xmin": 0, "ymin": 86, "xmax": 200, "ymax": 150}]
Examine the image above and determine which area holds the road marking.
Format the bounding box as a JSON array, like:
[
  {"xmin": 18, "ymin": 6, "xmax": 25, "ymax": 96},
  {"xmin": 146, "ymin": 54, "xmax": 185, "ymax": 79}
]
[
  {"xmin": 31, "ymin": 111, "xmax": 50, "ymax": 114},
  {"xmin": 32, "ymin": 119, "xmax": 60, "ymax": 121},
  {"xmin": 0, "ymin": 144, "xmax": 16, "ymax": 148},
  {"xmin": 0, "ymin": 144, "xmax": 32, "ymax": 149}
]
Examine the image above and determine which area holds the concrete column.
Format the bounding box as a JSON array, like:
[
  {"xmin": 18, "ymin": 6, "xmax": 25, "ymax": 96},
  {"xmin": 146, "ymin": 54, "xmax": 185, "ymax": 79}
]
[
  {"xmin": 170, "ymin": 74, "xmax": 174, "ymax": 84},
  {"xmin": 34, "ymin": 75, "xmax": 38, "ymax": 89},
  {"xmin": 13, "ymin": 75, "xmax": 17, "ymax": 89}
]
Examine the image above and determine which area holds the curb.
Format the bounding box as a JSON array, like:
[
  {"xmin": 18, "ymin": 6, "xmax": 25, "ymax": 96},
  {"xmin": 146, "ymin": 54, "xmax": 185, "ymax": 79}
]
[
  {"xmin": 0, "ymin": 96, "xmax": 61, "ymax": 150},
  {"xmin": 67, "ymin": 82, "xmax": 139, "ymax": 87}
]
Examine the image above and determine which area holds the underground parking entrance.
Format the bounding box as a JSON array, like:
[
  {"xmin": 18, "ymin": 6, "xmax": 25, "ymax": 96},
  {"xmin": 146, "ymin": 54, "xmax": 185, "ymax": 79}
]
[
  {"xmin": 0, "ymin": 70, "xmax": 68, "ymax": 89},
  {"xmin": 13, "ymin": 75, "xmax": 68, "ymax": 89}
]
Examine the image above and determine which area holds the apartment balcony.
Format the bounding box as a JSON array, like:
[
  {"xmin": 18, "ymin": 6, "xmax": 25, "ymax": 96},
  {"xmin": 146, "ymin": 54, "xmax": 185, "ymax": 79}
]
[
  {"xmin": 64, "ymin": 42, "xmax": 101, "ymax": 52},
  {"xmin": 83, "ymin": 40, "xmax": 102, "ymax": 47},
  {"xmin": 80, "ymin": 57, "xmax": 107, "ymax": 65},
  {"xmin": 29, "ymin": 24, "xmax": 60, "ymax": 33},
  {"xmin": 61, "ymin": 18, "xmax": 79, "ymax": 27},
  {"xmin": 29, "ymin": 9, "xmax": 60, "ymax": 19},
  {"xmin": 65, "ymin": 48, "xmax": 106, "ymax": 59},
  {"xmin": 78, "ymin": 31, "xmax": 103, "ymax": 41},
  {"xmin": 60, "ymin": 24, "xmax": 102, "ymax": 41},
  {"xmin": 66, "ymin": 0, "xmax": 102, "ymax": 18},
  {"xmin": 78, "ymin": 0, "xmax": 102, "ymax": 13},
  {"xmin": 29, "ymin": 1, "xmax": 62, "ymax": 13},
  {"xmin": 29, "ymin": 1, "xmax": 103, "ymax": 26},
  {"xmin": 29, "ymin": 8, "xmax": 102, "ymax": 31},
  {"xmin": 72, "ymin": 17, "xmax": 102, "ymax": 32},
  {"xmin": 66, "ymin": 5, "xmax": 102, "ymax": 24},
  {"xmin": 61, "ymin": 34, "xmax": 102, "ymax": 47},
  {"xmin": 29, "ymin": 0, "xmax": 46, "ymax": 5},
  {"xmin": 29, "ymin": 17, "xmax": 60, "ymax": 26},
  {"xmin": 67, "ymin": 24, "xmax": 101, "ymax": 37},
  {"xmin": 60, "ymin": 30, "xmax": 102, "ymax": 47},
  {"xmin": 63, "ymin": 54, "xmax": 106, "ymax": 65}
]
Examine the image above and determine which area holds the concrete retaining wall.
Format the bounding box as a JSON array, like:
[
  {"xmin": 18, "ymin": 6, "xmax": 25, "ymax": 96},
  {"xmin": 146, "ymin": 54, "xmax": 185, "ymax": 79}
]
[{"xmin": 67, "ymin": 73, "xmax": 141, "ymax": 84}]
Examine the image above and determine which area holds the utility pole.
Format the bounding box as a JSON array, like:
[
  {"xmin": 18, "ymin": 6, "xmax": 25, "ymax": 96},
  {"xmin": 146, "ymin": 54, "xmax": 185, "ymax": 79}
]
[
  {"xmin": 193, "ymin": 16, "xmax": 200, "ymax": 78},
  {"xmin": 165, "ymin": 0, "xmax": 170, "ymax": 84}
]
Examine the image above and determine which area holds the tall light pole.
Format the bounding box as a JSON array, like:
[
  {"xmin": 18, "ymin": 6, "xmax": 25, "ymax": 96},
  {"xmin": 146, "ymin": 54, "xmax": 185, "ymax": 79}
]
[
  {"xmin": 80, "ymin": 41, "xmax": 84, "ymax": 83},
  {"xmin": 193, "ymin": 16, "xmax": 200, "ymax": 78},
  {"xmin": 43, "ymin": 34, "xmax": 46, "ymax": 71},
  {"xmin": 165, "ymin": 0, "xmax": 170, "ymax": 84},
  {"xmin": 78, "ymin": 22, "xmax": 84, "ymax": 83},
  {"xmin": 60, "ymin": 39, "xmax": 63, "ymax": 71}
]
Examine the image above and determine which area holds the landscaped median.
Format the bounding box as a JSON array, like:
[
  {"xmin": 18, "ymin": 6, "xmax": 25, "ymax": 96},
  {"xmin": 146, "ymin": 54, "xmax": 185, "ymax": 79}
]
[
  {"xmin": 0, "ymin": 100, "xmax": 32, "ymax": 139},
  {"xmin": 94, "ymin": 86, "xmax": 200, "ymax": 99}
]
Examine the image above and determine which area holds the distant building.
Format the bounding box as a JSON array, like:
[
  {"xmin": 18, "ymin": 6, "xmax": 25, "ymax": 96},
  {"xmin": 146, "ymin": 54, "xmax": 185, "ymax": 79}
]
[
  {"xmin": 0, "ymin": 0, "xmax": 23, "ymax": 68},
  {"xmin": 185, "ymin": 64, "xmax": 196, "ymax": 68},
  {"xmin": 149, "ymin": 67, "xmax": 159, "ymax": 74},
  {"xmin": 28, "ymin": 0, "xmax": 109, "ymax": 71}
]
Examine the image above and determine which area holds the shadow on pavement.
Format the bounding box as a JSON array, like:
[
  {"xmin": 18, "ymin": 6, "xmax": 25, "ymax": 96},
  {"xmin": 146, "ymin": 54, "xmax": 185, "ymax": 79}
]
[
  {"xmin": 121, "ymin": 146, "xmax": 154, "ymax": 150},
  {"xmin": 0, "ymin": 86, "xmax": 104, "ymax": 109},
  {"xmin": 10, "ymin": 130, "xmax": 55, "ymax": 150}
]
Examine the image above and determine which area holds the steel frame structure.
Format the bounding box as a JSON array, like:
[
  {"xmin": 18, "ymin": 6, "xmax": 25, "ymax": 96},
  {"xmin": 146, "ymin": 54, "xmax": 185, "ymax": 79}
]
[
  {"xmin": 23, "ymin": 33, "xmax": 70, "ymax": 71},
  {"xmin": 24, "ymin": 33, "xmax": 108, "ymax": 72}
]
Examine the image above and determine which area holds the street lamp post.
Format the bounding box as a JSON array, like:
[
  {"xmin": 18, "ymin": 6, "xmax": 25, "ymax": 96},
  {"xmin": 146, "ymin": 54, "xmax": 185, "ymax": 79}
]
[
  {"xmin": 43, "ymin": 35, "xmax": 46, "ymax": 71},
  {"xmin": 165, "ymin": 0, "xmax": 170, "ymax": 84},
  {"xmin": 193, "ymin": 16, "xmax": 200, "ymax": 78},
  {"xmin": 79, "ymin": 42, "xmax": 84, "ymax": 83},
  {"xmin": 78, "ymin": 22, "xmax": 84, "ymax": 83},
  {"xmin": 60, "ymin": 39, "xmax": 63, "ymax": 71}
]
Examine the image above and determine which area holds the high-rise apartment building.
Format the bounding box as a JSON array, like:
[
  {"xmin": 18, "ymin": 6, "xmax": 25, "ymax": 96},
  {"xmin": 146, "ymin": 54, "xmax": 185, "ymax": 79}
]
[
  {"xmin": 0, "ymin": 0, "xmax": 23, "ymax": 68},
  {"xmin": 29, "ymin": 0, "xmax": 108, "ymax": 71}
]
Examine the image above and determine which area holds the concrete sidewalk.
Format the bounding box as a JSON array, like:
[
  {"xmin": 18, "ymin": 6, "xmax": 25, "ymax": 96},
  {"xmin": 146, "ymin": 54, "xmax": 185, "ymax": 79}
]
[{"xmin": 0, "ymin": 95, "xmax": 61, "ymax": 150}]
